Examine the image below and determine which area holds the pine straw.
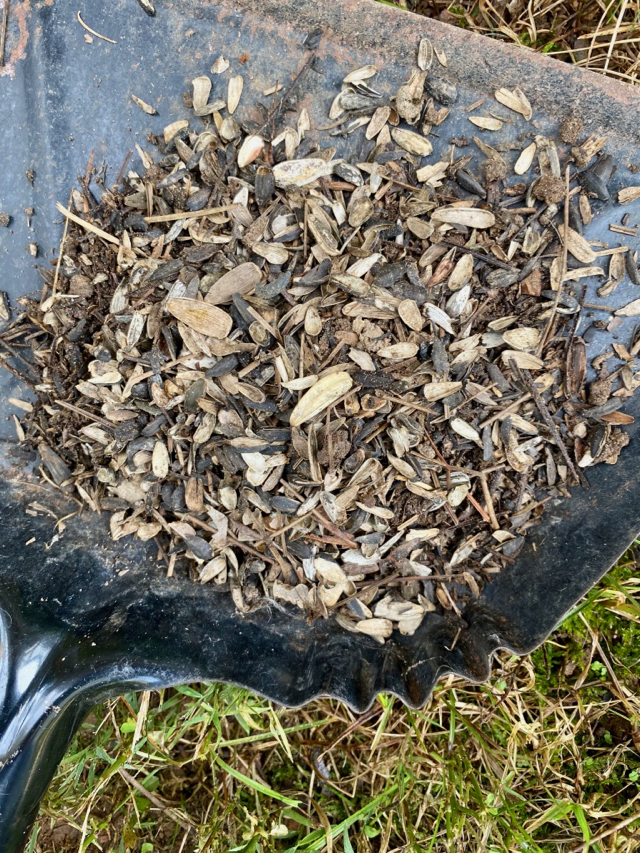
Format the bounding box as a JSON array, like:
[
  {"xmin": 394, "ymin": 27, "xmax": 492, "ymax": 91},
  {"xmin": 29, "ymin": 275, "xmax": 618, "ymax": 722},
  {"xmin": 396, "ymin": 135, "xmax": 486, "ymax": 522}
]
[
  {"xmin": 33, "ymin": 3, "xmax": 640, "ymax": 850},
  {"xmin": 407, "ymin": 0, "xmax": 640, "ymax": 85}
]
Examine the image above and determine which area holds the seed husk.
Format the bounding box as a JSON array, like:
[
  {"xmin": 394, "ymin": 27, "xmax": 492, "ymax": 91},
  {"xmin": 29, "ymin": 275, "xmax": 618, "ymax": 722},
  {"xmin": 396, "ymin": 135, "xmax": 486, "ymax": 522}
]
[
  {"xmin": 227, "ymin": 75, "xmax": 243, "ymax": 115},
  {"xmin": 166, "ymin": 298, "xmax": 233, "ymax": 338},
  {"xmin": 390, "ymin": 127, "xmax": 433, "ymax": 156},
  {"xmin": 514, "ymin": 142, "xmax": 536, "ymax": 175},
  {"xmin": 431, "ymin": 207, "xmax": 496, "ymax": 228},
  {"xmin": 132, "ymin": 95, "xmax": 157, "ymax": 115},
  {"xmin": 3, "ymin": 36, "xmax": 638, "ymax": 646},
  {"xmin": 204, "ymin": 263, "xmax": 262, "ymax": 305},
  {"xmin": 290, "ymin": 372, "xmax": 353, "ymax": 426},
  {"xmin": 502, "ymin": 327, "xmax": 541, "ymax": 351},
  {"xmin": 417, "ymin": 38, "xmax": 434, "ymax": 72},
  {"xmin": 272, "ymin": 158, "xmax": 335, "ymax": 187},
  {"xmin": 494, "ymin": 86, "xmax": 532, "ymax": 120},
  {"xmin": 398, "ymin": 299, "xmax": 423, "ymax": 331},
  {"xmin": 469, "ymin": 116, "xmax": 503, "ymax": 131},
  {"xmin": 423, "ymin": 381, "xmax": 462, "ymax": 402}
]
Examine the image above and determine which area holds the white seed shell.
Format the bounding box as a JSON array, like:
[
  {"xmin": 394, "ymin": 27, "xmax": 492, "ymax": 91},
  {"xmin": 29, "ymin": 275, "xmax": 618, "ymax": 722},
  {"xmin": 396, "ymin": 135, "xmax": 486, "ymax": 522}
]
[{"xmin": 290, "ymin": 372, "xmax": 353, "ymax": 426}]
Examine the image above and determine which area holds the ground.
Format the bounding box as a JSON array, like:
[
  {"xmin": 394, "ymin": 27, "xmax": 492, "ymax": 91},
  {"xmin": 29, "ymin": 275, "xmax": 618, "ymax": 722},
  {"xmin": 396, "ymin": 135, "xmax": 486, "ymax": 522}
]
[
  {"xmin": 31, "ymin": 1, "xmax": 640, "ymax": 851},
  {"xmin": 32, "ymin": 552, "xmax": 640, "ymax": 852}
]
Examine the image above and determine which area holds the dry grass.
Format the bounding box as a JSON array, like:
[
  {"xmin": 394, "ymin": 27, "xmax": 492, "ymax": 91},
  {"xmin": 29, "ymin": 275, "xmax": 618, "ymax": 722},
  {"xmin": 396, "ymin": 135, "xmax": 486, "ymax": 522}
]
[
  {"xmin": 30, "ymin": 2, "xmax": 640, "ymax": 851},
  {"xmin": 407, "ymin": 0, "xmax": 640, "ymax": 84},
  {"xmin": 33, "ymin": 552, "xmax": 640, "ymax": 853}
]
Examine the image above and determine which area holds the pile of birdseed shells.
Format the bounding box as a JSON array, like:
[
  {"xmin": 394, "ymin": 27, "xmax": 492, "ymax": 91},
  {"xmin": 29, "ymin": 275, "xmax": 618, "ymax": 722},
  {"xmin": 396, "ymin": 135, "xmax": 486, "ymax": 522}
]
[{"xmin": 3, "ymin": 34, "xmax": 640, "ymax": 644}]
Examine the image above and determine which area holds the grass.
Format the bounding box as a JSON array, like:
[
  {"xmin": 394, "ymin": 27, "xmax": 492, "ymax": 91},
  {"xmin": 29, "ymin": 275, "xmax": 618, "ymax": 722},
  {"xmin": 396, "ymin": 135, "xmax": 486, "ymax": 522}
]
[
  {"xmin": 31, "ymin": 2, "xmax": 640, "ymax": 850},
  {"xmin": 32, "ymin": 548, "xmax": 640, "ymax": 852},
  {"xmin": 405, "ymin": 0, "xmax": 640, "ymax": 84}
]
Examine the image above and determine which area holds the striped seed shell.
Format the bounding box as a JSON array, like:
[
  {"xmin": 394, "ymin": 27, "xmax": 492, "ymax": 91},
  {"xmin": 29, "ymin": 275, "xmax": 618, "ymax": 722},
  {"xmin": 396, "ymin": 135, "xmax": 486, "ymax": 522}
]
[
  {"xmin": 163, "ymin": 120, "xmax": 188, "ymax": 143},
  {"xmin": 431, "ymin": 206, "xmax": 495, "ymax": 228},
  {"xmin": 237, "ymin": 135, "xmax": 265, "ymax": 168},
  {"xmin": 166, "ymin": 298, "xmax": 233, "ymax": 338},
  {"xmin": 192, "ymin": 76, "xmax": 212, "ymax": 116},
  {"xmin": 343, "ymin": 64, "xmax": 378, "ymax": 83},
  {"xmin": 204, "ymin": 263, "xmax": 261, "ymax": 305},
  {"xmin": 398, "ymin": 299, "xmax": 423, "ymax": 331},
  {"xmin": 423, "ymin": 381, "xmax": 462, "ymax": 402},
  {"xmin": 377, "ymin": 342, "xmax": 419, "ymax": 360},
  {"xmin": 152, "ymin": 440, "xmax": 170, "ymax": 478},
  {"xmin": 427, "ymin": 303, "xmax": 454, "ymax": 334},
  {"xmin": 615, "ymin": 298, "xmax": 640, "ymax": 317},
  {"xmin": 290, "ymin": 372, "xmax": 353, "ymax": 426},
  {"xmin": 417, "ymin": 37, "xmax": 434, "ymax": 71},
  {"xmin": 390, "ymin": 127, "xmax": 433, "ymax": 156},
  {"xmin": 272, "ymin": 158, "xmax": 335, "ymax": 188},
  {"xmin": 447, "ymin": 253, "xmax": 473, "ymax": 290},
  {"xmin": 366, "ymin": 105, "xmax": 391, "ymax": 139},
  {"xmin": 469, "ymin": 116, "xmax": 503, "ymax": 131},
  {"xmin": 501, "ymin": 327, "xmax": 541, "ymax": 351},
  {"xmin": 514, "ymin": 142, "xmax": 536, "ymax": 175},
  {"xmin": 500, "ymin": 350, "xmax": 544, "ymax": 370},
  {"xmin": 450, "ymin": 418, "xmax": 481, "ymax": 443},
  {"xmin": 227, "ymin": 75, "xmax": 243, "ymax": 115},
  {"xmin": 494, "ymin": 86, "xmax": 532, "ymax": 120}
]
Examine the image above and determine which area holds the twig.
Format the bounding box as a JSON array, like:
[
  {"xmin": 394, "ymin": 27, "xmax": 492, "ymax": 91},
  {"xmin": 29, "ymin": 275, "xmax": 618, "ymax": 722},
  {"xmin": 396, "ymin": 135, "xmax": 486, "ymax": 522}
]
[
  {"xmin": 381, "ymin": 393, "xmax": 436, "ymax": 416},
  {"xmin": 439, "ymin": 239, "xmax": 514, "ymax": 271},
  {"xmin": 54, "ymin": 399, "xmax": 113, "ymax": 428},
  {"xmin": 47, "ymin": 191, "xmax": 74, "ymax": 302},
  {"xmin": 520, "ymin": 367, "xmax": 588, "ymax": 487},
  {"xmin": 118, "ymin": 768, "xmax": 193, "ymax": 833},
  {"xmin": 479, "ymin": 473, "xmax": 500, "ymax": 530},
  {"xmin": 55, "ymin": 202, "xmax": 121, "ymax": 245},
  {"xmin": 466, "ymin": 490, "xmax": 491, "ymax": 524},
  {"xmin": 77, "ymin": 11, "xmax": 116, "ymax": 44},
  {"xmin": 143, "ymin": 204, "xmax": 239, "ymax": 223},
  {"xmin": 257, "ymin": 52, "xmax": 316, "ymax": 135},
  {"xmin": 0, "ymin": 0, "xmax": 9, "ymax": 66},
  {"xmin": 537, "ymin": 165, "xmax": 571, "ymax": 356},
  {"xmin": 477, "ymin": 393, "xmax": 531, "ymax": 430},
  {"xmin": 0, "ymin": 355, "xmax": 37, "ymax": 391}
]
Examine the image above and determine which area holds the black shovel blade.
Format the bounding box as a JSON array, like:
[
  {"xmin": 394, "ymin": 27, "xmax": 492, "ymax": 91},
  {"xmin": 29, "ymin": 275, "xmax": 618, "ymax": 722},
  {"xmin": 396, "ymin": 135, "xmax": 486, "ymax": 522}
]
[{"xmin": 1, "ymin": 1, "xmax": 640, "ymax": 850}]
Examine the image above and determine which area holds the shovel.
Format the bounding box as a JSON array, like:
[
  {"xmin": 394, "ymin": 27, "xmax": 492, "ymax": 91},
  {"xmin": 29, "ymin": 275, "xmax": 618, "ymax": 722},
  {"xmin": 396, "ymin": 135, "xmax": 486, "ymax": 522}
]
[{"xmin": 1, "ymin": 1, "xmax": 639, "ymax": 850}]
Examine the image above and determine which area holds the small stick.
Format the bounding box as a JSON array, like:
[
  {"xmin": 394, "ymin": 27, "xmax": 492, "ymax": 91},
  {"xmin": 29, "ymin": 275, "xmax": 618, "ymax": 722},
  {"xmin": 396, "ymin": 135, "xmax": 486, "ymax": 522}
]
[
  {"xmin": 381, "ymin": 393, "xmax": 436, "ymax": 416},
  {"xmin": 118, "ymin": 769, "xmax": 192, "ymax": 833},
  {"xmin": 47, "ymin": 191, "xmax": 74, "ymax": 302},
  {"xmin": 520, "ymin": 367, "xmax": 588, "ymax": 487},
  {"xmin": 54, "ymin": 399, "xmax": 113, "ymax": 428},
  {"xmin": 537, "ymin": 165, "xmax": 570, "ymax": 356},
  {"xmin": 466, "ymin": 490, "xmax": 491, "ymax": 524},
  {"xmin": 76, "ymin": 11, "xmax": 116, "ymax": 43},
  {"xmin": 55, "ymin": 202, "xmax": 121, "ymax": 246},
  {"xmin": 0, "ymin": 355, "xmax": 37, "ymax": 391},
  {"xmin": 257, "ymin": 51, "xmax": 316, "ymax": 135},
  {"xmin": 582, "ymin": 301, "xmax": 619, "ymax": 312},
  {"xmin": 114, "ymin": 150, "xmax": 133, "ymax": 189},
  {"xmin": 0, "ymin": 0, "xmax": 9, "ymax": 67},
  {"xmin": 477, "ymin": 393, "xmax": 531, "ymax": 430},
  {"xmin": 438, "ymin": 239, "xmax": 514, "ymax": 271},
  {"xmin": 143, "ymin": 204, "xmax": 238, "ymax": 224},
  {"xmin": 479, "ymin": 473, "xmax": 500, "ymax": 530}
]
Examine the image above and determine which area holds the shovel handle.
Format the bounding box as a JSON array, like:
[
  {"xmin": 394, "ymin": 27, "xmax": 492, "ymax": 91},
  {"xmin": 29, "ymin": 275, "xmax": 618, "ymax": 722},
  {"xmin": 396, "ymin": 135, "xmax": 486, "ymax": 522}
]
[{"xmin": 0, "ymin": 594, "xmax": 153, "ymax": 853}]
